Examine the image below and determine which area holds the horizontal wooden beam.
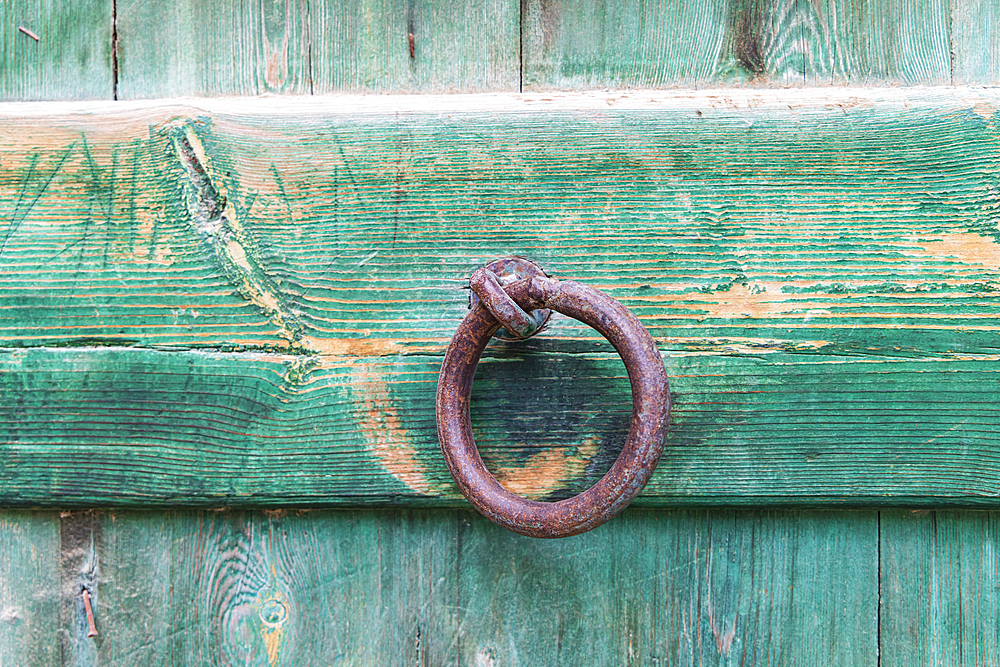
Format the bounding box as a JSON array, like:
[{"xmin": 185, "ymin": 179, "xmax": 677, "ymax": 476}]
[
  {"xmin": 3, "ymin": 346, "xmax": 1000, "ymax": 507},
  {"xmin": 2, "ymin": 90, "xmax": 999, "ymax": 507}
]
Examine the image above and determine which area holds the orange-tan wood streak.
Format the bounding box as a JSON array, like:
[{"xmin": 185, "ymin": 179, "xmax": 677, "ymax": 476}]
[
  {"xmin": 904, "ymin": 232, "xmax": 1000, "ymax": 268},
  {"xmin": 349, "ymin": 363, "xmax": 437, "ymax": 495},
  {"xmin": 491, "ymin": 438, "xmax": 601, "ymax": 501}
]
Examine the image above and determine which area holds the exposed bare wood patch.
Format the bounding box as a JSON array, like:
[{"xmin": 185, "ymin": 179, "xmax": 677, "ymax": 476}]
[
  {"xmin": 904, "ymin": 232, "xmax": 1000, "ymax": 268},
  {"xmin": 350, "ymin": 364, "xmax": 436, "ymax": 495},
  {"xmin": 492, "ymin": 438, "xmax": 601, "ymax": 501}
]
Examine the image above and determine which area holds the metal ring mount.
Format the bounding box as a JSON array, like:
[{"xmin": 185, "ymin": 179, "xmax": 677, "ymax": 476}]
[{"xmin": 437, "ymin": 265, "xmax": 670, "ymax": 538}]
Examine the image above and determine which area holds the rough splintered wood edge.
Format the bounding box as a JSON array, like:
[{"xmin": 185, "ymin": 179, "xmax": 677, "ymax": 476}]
[{"xmin": 0, "ymin": 86, "xmax": 998, "ymax": 118}]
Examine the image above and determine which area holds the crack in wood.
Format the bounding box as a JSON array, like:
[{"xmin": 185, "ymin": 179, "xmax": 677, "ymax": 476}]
[{"xmin": 170, "ymin": 124, "xmax": 306, "ymax": 348}]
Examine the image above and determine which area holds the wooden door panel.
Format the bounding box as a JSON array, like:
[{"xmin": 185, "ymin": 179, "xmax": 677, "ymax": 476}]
[
  {"xmin": 5, "ymin": 0, "xmax": 1000, "ymax": 103},
  {"xmin": 0, "ymin": 508, "xmax": 877, "ymax": 665},
  {"xmin": 2, "ymin": 1, "xmax": 999, "ymax": 663}
]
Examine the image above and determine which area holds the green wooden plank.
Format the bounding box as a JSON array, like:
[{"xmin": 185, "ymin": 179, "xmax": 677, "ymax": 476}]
[
  {"xmin": 1, "ymin": 91, "xmax": 1000, "ymax": 506},
  {"xmin": 952, "ymin": 0, "xmax": 1000, "ymax": 84},
  {"xmin": 521, "ymin": 0, "xmax": 730, "ymax": 89},
  {"xmin": 4, "ymin": 345, "xmax": 1000, "ymax": 507},
  {"xmin": 523, "ymin": 0, "xmax": 952, "ymax": 88},
  {"xmin": 116, "ymin": 0, "xmax": 519, "ymax": 98},
  {"xmin": 0, "ymin": 511, "xmax": 60, "ymax": 665},
  {"xmin": 721, "ymin": 0, "xmax": 952, "ymax": 85},
  {"xmin": 2, "ymin": 92, "xmax": 999, "ymax": 353},
  {"xmin": 0, "ymin": 0, "xmax": 113, "ymax": 100},
  {"xmin": 116, "ymin": 0, "xmax": 312, "ymax": 98},
  {"xmin": 70, "ymin": 509, "xmax": 875, "ymax": 664},
  {"xmin": 880, "ymin": 510, "xmax": 1000, "ymax": 665},
  {"xmin": 310, "ymin": 0, "xmax": 519, "ymax": 93}
]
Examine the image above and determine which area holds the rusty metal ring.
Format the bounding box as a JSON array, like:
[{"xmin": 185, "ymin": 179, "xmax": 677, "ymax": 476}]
[{"xmin": 437, "ymin": 274, "xmax": 670, "ymax": 538}]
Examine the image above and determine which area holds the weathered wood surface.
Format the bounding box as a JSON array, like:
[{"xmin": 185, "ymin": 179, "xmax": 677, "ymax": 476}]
[
  {"xmin": 116, "ymin": 0, "xmax": 519, "ymax": 98},
  {"xmin": 116, "ymin": 0, "xmax": 313, "ymax": 99},
  {"xmin": 2, "ymin": 89, "xmax": 1000, "ymax": 507},
  {"xmin": 1, "ymin": 508, "xmax": 877, "ymax": 665},
  {"xmin": 523, "ymin": 0, "xmax": 967, "ymax": 88},
  {"xmin": 0, "ymin": 0, "xmax": 113, "ymax": 100},
  {"xmin": 881, "ymin": 510, "xmax": 1000, "ymax": 665},
  {"xmin": 6, "ymin": 0, "xmax": 1000, "ymax": 101},
  {"xmin": 952, "ymin": 0, "xmax": 1000, "ymax": 84},
  {"xmin": 309, "ymin": 0, "xmax": 520, "ymax": 94},
  {"xmin": 0, "ymin": 512, "xmax": 59, "ymax": 666},
  {"xmin": 17, "ymin": 506, "xmax": 1000, "ymax": 664},
  {"xmin": 6, "ymin": 346, "xmax": 1000, "ymax": 508}
]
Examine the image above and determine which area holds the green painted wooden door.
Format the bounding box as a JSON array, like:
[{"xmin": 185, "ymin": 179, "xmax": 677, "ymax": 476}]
[{"xmin": 2, "ymin": 1, "xmax": 1000, "ymax": 664}]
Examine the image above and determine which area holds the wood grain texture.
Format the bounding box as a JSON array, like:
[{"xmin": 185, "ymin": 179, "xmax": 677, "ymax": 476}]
[
  {"xmin": 116, "ymin": 0, "xmax": 519, "ymax": 97},
  {"xmin": 0, "ymin": 512, "xmax": 60, "ymax": 665},
  {"xmin": 719, "ymin": 0, "xmax": 953, "ymax": 85},
  {"xmin": 3, "ymin": 0, "xmax": 996, "ymax": 100},
  {"xmin": 116, "ymin": 0, "xmax": 312, "ymax": 99},
  {"xmin": 60, "ymin": 508, "xmax": 876, "ymax": 665},
  {"xmin": 1, "ymin": 90, "xmax": 1000, "ymax": 506},
  {"xmin": 952, "ymin": 0, "xmax": 1000, "ymax": 84},
  {"xmin": 880, "ymin": 510, "xmax": 1000, "ymax": 666},
  {"xmin": 521, "ymin": 0, "xmax": 730, "ymax": 89},
  {"xmin": 310, "ymin": 0, "xmax": 519, "ymax": 93},
  {"xmin": 0, "ymin": 0, "xmax": 113, "ymax": 100},
  {"xmin": 2, "ymin": 91, "xmax": 999, "ymax": 351},
  {"xmin": 523, "ymin": 0, "xmax": 953, "ymax": 88},
  {"xmin": 5, "ymin": 346, "xmax": 1000, "ymax": 507}
]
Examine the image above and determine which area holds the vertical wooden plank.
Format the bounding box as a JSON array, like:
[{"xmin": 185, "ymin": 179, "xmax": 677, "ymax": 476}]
[
  {"xmin": 832, "ymin": 0, "xmax": 952, "ymax": 84},
  {"xmin": 89, "ymin": 511, "xmax": 175, "ymax": 665},
  {"xmin": 94, "ymin": 509, "xmax": 462, "ymax": 665},
  {"xmin": 310, "ymin": 0, "xmax": 519, "ymax": 93},
  {"xmin": 717, "ymin": 0, "xmax": 953, "ymax": 85},
  {"xmin": 116, "ymin": 0, "xmax": 311, "ymax": 99},
  {"xmin": 881, "ymin": 511, "xmax": 1000, "ymax": 666},
  {"xmin": 0, "ymin": 0, "xmax": 113, "ymax": 100},
  {"xmin": 58, "ymin": 513, "xmax": 103, "ymax": 667},
  {"xmin": 524, "ymin": 0, "xmax": 952, "ymax": 88},
  {"xmin": 457, "ymin": 510, "xmax": 877, "ymax": 664},
  {"xmin": 521, "ymin": 0, "xmax": 729, "ymax": 90},
  {"xmin": 88, "ymin": 509, "xmax": 876, "ymax": 664},
  {"xmin": 952, "ymin": 0, "xmax": 1000, "ymax": 84},
  {"xmin": 0, "ymin": 511, "xmax": 61, "ymax": 666}
]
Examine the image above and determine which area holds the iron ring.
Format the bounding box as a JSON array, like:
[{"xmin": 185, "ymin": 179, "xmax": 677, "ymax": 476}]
[{"xmin": 437, "ymin": 274, "xmax": 670, "ymax": 538}]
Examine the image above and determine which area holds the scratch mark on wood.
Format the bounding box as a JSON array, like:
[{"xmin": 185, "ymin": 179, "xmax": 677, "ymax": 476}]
[{"xmin": 2, "ymin": 144, "xmax": 75, "ymax": 257}]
